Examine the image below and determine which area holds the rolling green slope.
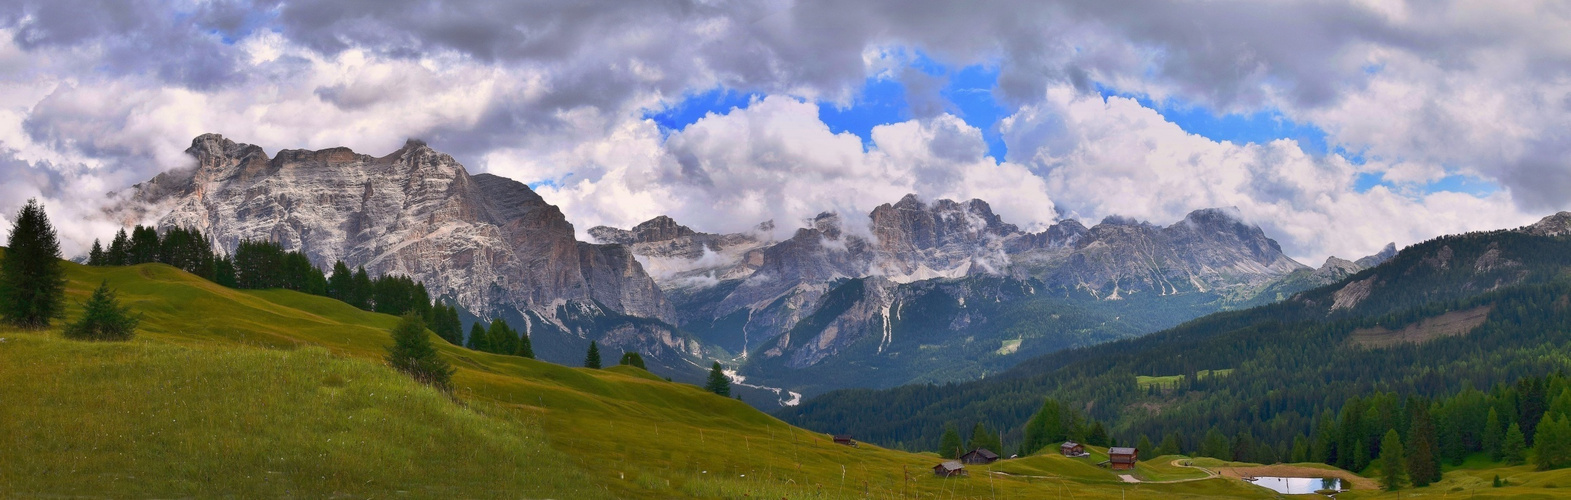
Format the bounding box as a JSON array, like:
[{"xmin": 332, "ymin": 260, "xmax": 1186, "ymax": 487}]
[{"xmin": 0, "ymin": 254, "xmax": 1303, "ymax": 498}]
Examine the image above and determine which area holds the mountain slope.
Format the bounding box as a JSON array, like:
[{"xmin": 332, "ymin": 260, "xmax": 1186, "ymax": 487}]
[
  {"xmin": 781, "ymin": 212, "xmax": 1571, "ymax": 455},
  {"xmin": 0, "ymin": 252, "xmax": 1293, "ymax": 498},
  {"xmin": 123, "ymin": 134, "xmax": 689, "ymax": 370},
  {"xmin": 595, "ymin": 196, "xmax": 1312, "ymax": 400}
]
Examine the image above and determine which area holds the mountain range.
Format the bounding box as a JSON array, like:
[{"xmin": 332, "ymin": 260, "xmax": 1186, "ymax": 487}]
[{"xmin": 122, "ymin": 134, "xmax": 1397, "ymax": 403}]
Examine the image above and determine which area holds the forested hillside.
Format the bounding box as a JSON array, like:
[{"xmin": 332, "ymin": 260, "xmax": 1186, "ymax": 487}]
[{"xmin": 780, "ymin": 222, "xmax": 1571, "ymax": 464}]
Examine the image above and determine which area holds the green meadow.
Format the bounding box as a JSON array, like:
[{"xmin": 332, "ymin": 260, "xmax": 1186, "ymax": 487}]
[{"xmin": 2, "ymin": 255, "xmax": 1562, "ymax": 498}]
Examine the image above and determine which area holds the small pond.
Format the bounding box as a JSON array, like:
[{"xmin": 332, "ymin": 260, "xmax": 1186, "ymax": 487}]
[{"xmin": 1244, "ymin": 476, "xmax": 1342, "ymax": 495}]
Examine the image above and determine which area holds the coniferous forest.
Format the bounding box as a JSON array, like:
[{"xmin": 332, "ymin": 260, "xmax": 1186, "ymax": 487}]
[{"xmin": 782, "ymin": 226, "xmax": 1571, "ymax": 477}]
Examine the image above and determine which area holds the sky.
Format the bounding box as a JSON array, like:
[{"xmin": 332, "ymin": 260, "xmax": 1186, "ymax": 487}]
[{"xmin": 1, "ymin": 1, "xmax": 1569, "ymax": 265}]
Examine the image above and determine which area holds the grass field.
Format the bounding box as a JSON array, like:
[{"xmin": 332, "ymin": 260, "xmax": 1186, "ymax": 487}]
[
  {"xmin": 1137, "ymin": 369, "xmax": 1235, "ymax": 390},
  {"xmin": 2, "ymin": 256, "xmax": 1555, "ymax": 498}
]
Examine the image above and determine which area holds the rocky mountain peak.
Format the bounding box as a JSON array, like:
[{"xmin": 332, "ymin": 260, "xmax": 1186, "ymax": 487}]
[
  {"xmin": 130, "ymin": 133, "xmax": 677, "ymax": 331},
  {"xmin": 1521, "ymin": 212, "xmax": 1571, "ymax": 237},
  {"xmin": 1354, "ymin": 242, "xmax": 1399, "ymax": 268}
]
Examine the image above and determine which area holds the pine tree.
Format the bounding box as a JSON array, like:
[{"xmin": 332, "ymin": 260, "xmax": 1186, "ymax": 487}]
[
  {"xmin": 213, "ymin": 256, "xmax": 237, "ymax": 287},
  {"xmin": 1405, "ymin": 402, "xmax": 1441, "ymax": 486},
  {"xmin": 938, "ymin": 424, "xmax": 963, "ymax": 459},
  {"xmin": 1201, "ymin": 427, "xmax": 1230, "ymax": 459},
  {"xmin": 487, "ymin": 320, "xmax": 517, "ymax": 355},
  {"xmin": 584, "ymin": 341, "xmax": 603, "ymax": 369},
  {"xmin": 62, "ymin": 280, "xmax": 139, "ymax": 341},
  {"xmin": 618, "ymin": 351, "xmax": 645, "ymax": 369},
  {"xmin": 1533, "ymin": 414, "xmax": 1571, "ymax": 470},
  {"xmin": 703, "ymin": 361, "xmax": 729, "ymax": 396},
  {"xmin": 516, "ymin": 328, "xmax": 534, "ymax": 358},
  {"xmin": 968, "ymin": 422, "xmax": 1002, "ymax": 454},
  {"xmin": 1, "ymin": 199, "xmax": 66, "ymax": 329},
  {"xmin": 128, "ymin": 225, "xmax": 160, "ymax": 264},
  {"xmin": 350, "ymin": 266, "xmax": 372, "ymax": 310},
  {"xmin": 1379, "ymin": 429, "xmax": 1406, "ymax": 491},
  {"xmin": 1484, "ymin": 408, "xmax": 1505, "ymax": 461},
  {"xmin": 327, "ymin": 261, "xmax": 353, "ymax": 302},
  {"xmin": 88, "ymin": 239, "xmax": 104, "ymax": 266},
  {"xmin": 384, "ymin": 313, "xmax": 453, "ymax": 391},
  {"xmin": 1085, "ymin": 421, "xmax": 1110, "ymax": 447},
  {"xmin": 1503, "ymin": 423, "xmax": 1527, "ymax": 465},
  {"xmin": 1021, "ymin": 398, "xmax": 1066, "ymax": 455},
  {"xmin": 1137, "ymin": 435, "xmax": 1155, "ymax": 461},
  {"xmin": 106, "ymin": 229, "xmax": 129, "ymax": 265},
  {"xmin": 1158, "ymin": 433, "xmax": 1183, "ymax": 456},
  {"xmin": 466, "ymin": 322, "xmax": 488, "ymax": 351}
]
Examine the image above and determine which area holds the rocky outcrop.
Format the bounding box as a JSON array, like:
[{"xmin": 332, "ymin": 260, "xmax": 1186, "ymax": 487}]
[
  {"xmin": 128, "ymin": 133, "xmax": 677, "ymax": 346},
  {"xmin": 1520, "ymin": 212, "xmax": 1571, "ymax": 238}
]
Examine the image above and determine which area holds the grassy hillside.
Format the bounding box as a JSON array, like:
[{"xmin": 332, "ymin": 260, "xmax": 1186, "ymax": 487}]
[{"xmin": 0, "ymin": 254, "xmax": 1314, "ymax": 498}]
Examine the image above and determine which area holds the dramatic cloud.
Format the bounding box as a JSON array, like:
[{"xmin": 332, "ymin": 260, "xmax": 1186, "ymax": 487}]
[{"xmin": 0, "ymin": 0, "xmax": 1567, "ymax": 263}]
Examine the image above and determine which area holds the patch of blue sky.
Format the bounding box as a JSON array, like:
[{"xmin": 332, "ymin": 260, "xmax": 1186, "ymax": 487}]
[
  {"xmin": 647, "ymin": 49, "xmax": 1011, "ymax": 159},
  {"xmin": 1354, "ymin": 171, "xmax": 1499, "ymax": 197},
  {"xmin": 1094, "ymin": 83, "xmax": 1330, "ymax": 155},
  {"xmin": 643, "ymin": 87, "xmax": 761, "ymax": 133}
]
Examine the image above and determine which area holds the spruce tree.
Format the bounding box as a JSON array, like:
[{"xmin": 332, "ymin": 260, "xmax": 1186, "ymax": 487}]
[
  {"xmin": 466, "ymin": 322, "xmax": 487, "ymax": 351},
  {"xmin": 1085, "ymin": 421, "xmax": 1110, "ymax": 447},
  {"xmin": 1484, "ymin": 408, "xmax": 1504, "ymax": 461},
  {"xmin": 1201, "ymin": 427, "xmax": 1231, "ymax": 459},
  {"xmin": 1137, "ymin": 435, "xmax": 1155, "ymax": 460},
  {"xmin": 1158, "ymin": 433, "xmax": 1183, "ymax": 456},
  {"xmin": 487, "ymin": 320, "xmax": 517, "ymax": 355},
  {"xmin": 384, "ymin": 313, "xmax": 453, "ymax": 391},
  {"xmin": 1533, "ymin": 414, "xmax": 1571, "ymax": 470},
  {"xmin": 584, "ymin": 341, "xmax": 603, "ymax": 369},
  {"xmin": 106, "ymin": 229, "xmax": 129, "ymax": 265},
  {"xmin": 938, "ymin": 424, "xmax": 963, "ymax": 459},
  {"xmin": 88, "ymin": 239, "xmax": 104, "ymax": 266},
  {"xmin": 1, "ymin": 199, "xmax": 66, "ymax": 328},
  {"xmin": 703, "ymin": 361, "xmax": 729, "ymax": 396},
  {"xmin": 327, "ymin": 261, "xmax": 353, "ymax": 302},
  {"xmin": 350, "ymin": 266, "xmax": 372, "ymax": 310},
  {"xmin": 1405, "ymin": 402, "xmax": 1441, "ymax": 486},
  {"xmin": 1379, "ymin": 429, "xmax": 1405, "ymax": 491},
  {"xmin": 1021, "ymin": 398, "xmax": 1065, "ymax": 456},
  {"xmin": 63, "ymin": 280, "xmax": 139, "ymax": 341},
  {"xmin": 967, "ymin": 422, "xmax": 1002, "ymax": 454},
  {"xmin": 618, "ymin": 351, "xmax": 645, "ymax": 369},
  {"xmin": 1503, "ymin": 423, "xmax": 1527, "ymax": 465},
  {"xmin": 516, "ymin": 328, "xmax": 534, "ymax": 358}
]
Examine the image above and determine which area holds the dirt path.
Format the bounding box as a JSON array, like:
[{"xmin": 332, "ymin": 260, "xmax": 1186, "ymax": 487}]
[{"xmin": 1212, "ymin": 464, "xmax": 1378, "ymax": 491}]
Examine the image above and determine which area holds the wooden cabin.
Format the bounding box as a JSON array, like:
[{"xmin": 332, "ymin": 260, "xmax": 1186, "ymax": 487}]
[
  {"xmin": 933, "ymin": 461, "xmax": 967, "ymax": 477},
  {"xmin": 1060, "ymin": 441, "xmax": 1086, "ymax": 457},
  {"xmin": 832, "ymin": 434, "xmax": 857, "ymax": 447},
  {"xmin": 1108, "ymin": 447, "xmax": 1138, "ymax": 470},
  {"xmin": 960, "ymin": 448, "xmax": 999, "ymax": 464}
]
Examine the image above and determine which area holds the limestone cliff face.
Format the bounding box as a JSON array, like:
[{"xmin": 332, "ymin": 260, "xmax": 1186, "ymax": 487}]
[{"xmin": 130, "ymin": 133, "xmax": 676, "ymax": 329}]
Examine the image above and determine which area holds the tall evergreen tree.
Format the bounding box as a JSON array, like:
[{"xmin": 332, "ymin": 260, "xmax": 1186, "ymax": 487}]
[
  {"xmin": 62, "ymin": 280, "xmax": 139, "ymax": 341},
  {"xmin": 213, "ymin": 256, "xmax": 237, "ymax": 288},
  {"xmin": 1484, "ymin": 408, "xmax": 1505, "ymax": 462},
  {"xmin": 384, "ymin": 313, "xmax": 453, "ymax": 391},
  {"xmin": 703, "ymin": 361, "xmax": 729, "ymax": 396},
  {"xmin": 1503, "ymin": 423, "xmax": 1527, "ymax": 465},
  {"xmin": 106, "ymin": 229, "xmax": 129, "ymax": 265},
  {"xmin": 350, "ymin": 266, "xmax": 373, "ymax": 310},
  {"xmin": 1021, "ymin": 398, "xmax": 1066, "ymax": 456},
  {"xmin": 1379, "ymin": 429, "xmax": 1406, "ymax": 491},
  {"xmin": 516, "ymin": 327, "xmax": 534, "ymax": 358},
  {"xmin": 1405, "ymin": 402, "xmax": 1441, "ymax": 486},
  {"xmin": 486, "ymin": 319, "xmax": 518, "ymax": 355},
  {"xmin": 1201, "ymin": 427, "xmax": 1231, "ymax": 459},
  {"xmin": 1533, "ymin": 414, "xmax": 1571, "ymax": 470},
  {"xmin": 466, "ymin": 322, "xmax": 488, "ymax": 351},
  {"xmin": 0, "ymin": 199, "xmax": 66, "ymax": 328},
  {"xmin": 618, "ymin": 351, "xmax": 645, "ymax": 369},
  {"xmin": 87, "ymin": 239, "xmax": 104, "ymax": 266},
  {"xmin": 127, "ymin": 225, "xmax": 160, "ymax": 264},
  {"xmin": 938, "ymin": 424, "xmax": 963, "ymax": 459},
  {"xmin": 1158, "ymin": 433, "xmax": 1183, "ymax": 456},
  {"xmin": 584, "ymin": 341, "xmax": 603, "ymax": 369},
  {"xmin": 1085, "ymin": 421, "xmax": 1110, "ymax": 447},
  {"xmin": 967, "ymin": 422, "xmax": 1002, "ymax": 454},
  {"xmin": 327, "ymin": 261, "xmax": 353, "ymax": 302}
]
